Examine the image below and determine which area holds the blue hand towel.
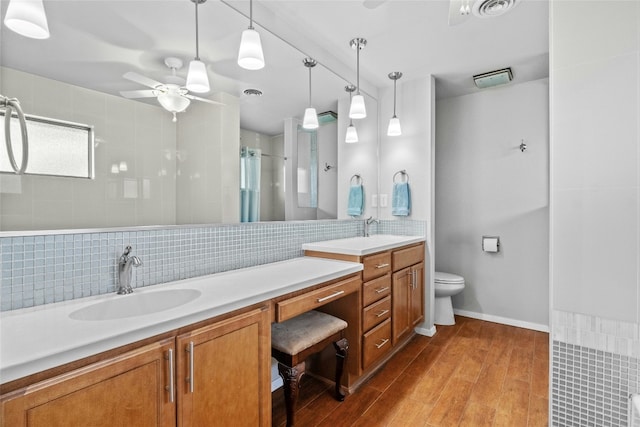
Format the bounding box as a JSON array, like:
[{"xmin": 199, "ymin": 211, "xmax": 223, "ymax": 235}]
[
  {"xmin": 392, "ymin": 182, "xmax": 411, "ymax": 216},
  {"xmin": 347, "ymin": 184, "xmax": 364, "ymax": 216}
]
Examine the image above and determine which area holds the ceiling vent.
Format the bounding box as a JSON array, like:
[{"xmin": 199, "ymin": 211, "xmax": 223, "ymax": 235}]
[
  {"xmin": 473, "ymin": 0, "xmax": 519, "ymax": 18},
  {"xmin": 473, "ymin": 68, "xmax": 513, "ymax": 89}
]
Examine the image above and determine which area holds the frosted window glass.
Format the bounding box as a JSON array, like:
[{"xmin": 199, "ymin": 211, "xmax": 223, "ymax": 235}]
[{"xmin": 0, "ymin": 113, "xmax": 94, "ymax": 178}]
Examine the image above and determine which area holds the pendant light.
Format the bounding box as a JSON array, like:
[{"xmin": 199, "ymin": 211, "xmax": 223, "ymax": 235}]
[
  {"xmin": 348, "ymin": 38, "xmax": 367, "ymax": 119},
  {"xmin": 302, "ymin": 58, "xmax": 319, "ymax": 130},
  {"xmin": 387, "ymin": 72, "xmax": 402, "ymax": 136},
  {"xmin": 186, "ymin": 0, "xmax": 210, "ymax": 93},
  {"xmin": 237, "ymin": 0, "xmax": 265, "ymax": 70},
  {"xmin": 344, "ymin": 85, "xmax": 358, "ymax": 143},
  {"xmin": 4, "ymin": 0, "xmax": 50, "ymax": 39}
]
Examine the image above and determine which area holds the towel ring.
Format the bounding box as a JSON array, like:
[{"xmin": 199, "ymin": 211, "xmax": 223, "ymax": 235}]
[
  {"xmin": 393, "ymin": 170, "xmax": 409, "ymax": 184},
  {"xmin": 350, "ymin": 174, "xmax": 362, "ymax": 185}
]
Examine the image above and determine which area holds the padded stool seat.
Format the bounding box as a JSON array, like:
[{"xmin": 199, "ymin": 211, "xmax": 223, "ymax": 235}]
[{"xmin": 272, "ymin": 310, "xmax": 349, "ymax": 427}]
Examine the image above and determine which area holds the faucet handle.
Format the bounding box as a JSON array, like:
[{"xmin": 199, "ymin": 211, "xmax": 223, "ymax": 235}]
[{"xmin": 123, "ymin": 245, "xmax": 132, "ymax": 256}]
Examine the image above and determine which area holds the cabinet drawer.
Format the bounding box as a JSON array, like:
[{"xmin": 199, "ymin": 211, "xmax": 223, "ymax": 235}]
[
  {"xmin": 392, "ymin": 244, "xmax": 424, "ymax": 271},
  {"xmin": 363, "ymin": 296, "xmax": 391, "ymax": 332},
  {"xmin": 362, "ymin": 274, "xmax": 391, "ymax": 306},
  {"xmin": 276, "ymin": 275, "xmax": 360, "ymax": 322},
  {"xmin": 362, "ymin": 252, "xmax": 391, "ymax": 282},
  {"xmin": 362, "ymin": 319, "xmax": 392, "ymax": 369}
]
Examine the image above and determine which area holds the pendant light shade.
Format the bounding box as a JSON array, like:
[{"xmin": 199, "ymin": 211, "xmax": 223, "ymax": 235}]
[
  {"xmin": 237, "ymin": 0, "xmax": 265, "ymax": 70},
  {"xmin": 186, "ymin": 0, "xmax": 210, "ymax": 94},
  {"xmin": 344, "ymin": 85, "xmax": 359, "ymax": 143},
  {"xmin": 302, "ymin": 58, "xmax": 318, "ymax": 130},
  {"xmin": 4, "ymin": 0, "xmax": 50, "ymax": 39},
  {"xmin": 186, "ymin": 59, "xmax": 210, "ymax": 93},
  {"xmin": 349, "ymin": 94, "xmax": 366, "ymax": 120},
  {"xmin": 387, "ymin": 71, "xmax": 403, "ymax": 137},
  {"xmin": 349, "ymin": 38, "xmax": 367, "ymax": 119},
  {"xmin": 303, "ymin": 107, "xmax": 319, "ymax": 129},
  {"xmin": 345, "ymin": 124, "xmax": 358, "ymax": 143}
]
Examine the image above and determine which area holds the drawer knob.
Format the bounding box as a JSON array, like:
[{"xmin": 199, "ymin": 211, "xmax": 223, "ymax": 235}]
[
  {"xmin": 375, "ymin": 263, "xmax": 390, "ymax": 269},
  {"xmin": 316, "ymin": 290, "xmax": 345, "ymax": 303},
  {"xmin": 375, "ymin": 338, "xmax": 390, "ymax": 349},
  {"xmin": 375, "ymin": 286, "xmax": 390, "ymax": 294}
]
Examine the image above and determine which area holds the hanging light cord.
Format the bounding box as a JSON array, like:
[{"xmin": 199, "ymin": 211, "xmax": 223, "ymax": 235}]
[
  {"xmin": 308, "ymin": 66, "xmax": 313, "ymax": 107},
  {"xmin": 194, "ymin": 1, "xmax": 200, "ymax": 60},
  {"xmin": 356, "ymin": 40, "xmax": 361, "ymax": 95},
  {"xmin": 249, "ymin": 0, "xmax": 254, "ymax": 30},
  {"xmin": 349, "ymin": 92, "xmax": 354, "ymax": 125},
  {"xmin": 393, "ymin": 78, "xmax": 397, "ymax": 118}
]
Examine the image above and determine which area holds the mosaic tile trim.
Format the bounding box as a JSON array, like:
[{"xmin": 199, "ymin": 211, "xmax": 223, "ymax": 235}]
[
  {"xmin": 552, "ymin": 341, "xmax": 640, "ymax": 427},
  {"xmin": 553, "ymin": 310, "xmax": 640, "ymax": 359},
  {"xmin": 0, "ymin": 219, "xmax": 426, "ymax": 311}
]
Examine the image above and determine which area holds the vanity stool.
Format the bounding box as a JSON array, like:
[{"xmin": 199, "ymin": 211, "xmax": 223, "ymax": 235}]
[{"xmin": 271, "ymin": 310, "xmax": 349, "ymax": 427}]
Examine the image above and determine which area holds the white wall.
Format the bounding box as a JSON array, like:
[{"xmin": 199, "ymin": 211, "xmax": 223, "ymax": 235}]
[
  {"xmin": 436, "ymin": 79, "xmax": 550, "ymax": 328},
  {"xmin": 0, "ymin": 67, "xmax": 177, "ymax": 230},
  {"xmin": 176, "ymin": 93, "xmax": 239, "ymax": 225},
  {"xmin": 551, "ymin": 1, "xmax": 640, "ymax": 322},
  {"xmin": 378, "ymin": 75, "xmax": 437, "ymax": 334}
]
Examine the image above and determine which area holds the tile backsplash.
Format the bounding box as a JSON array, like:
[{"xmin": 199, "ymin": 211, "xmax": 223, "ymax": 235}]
[{"xmin": 1, "ymin": 219, "xmax": 426, "ymax": 311}]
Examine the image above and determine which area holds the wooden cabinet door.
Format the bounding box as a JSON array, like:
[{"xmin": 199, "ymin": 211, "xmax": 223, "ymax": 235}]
[
  {"xmin": 1, "ymin": 338, "xmax": 175, "ymax": 427},
  {"xmin": 410, "ymin": 262, "xmax": 425, "ymax": 327},
  {"xmin": 176, "ymin": 307, "xmax": 270, "ymax": 427},
  {"xmin": 392, "ymin": 266, "xmax": 411, "ymax": 344}
]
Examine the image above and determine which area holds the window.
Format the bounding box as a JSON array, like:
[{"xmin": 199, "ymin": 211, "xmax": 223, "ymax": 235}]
[{"xmin": 0, "ymin": 112, "xmax": 94, "ymax": 178}]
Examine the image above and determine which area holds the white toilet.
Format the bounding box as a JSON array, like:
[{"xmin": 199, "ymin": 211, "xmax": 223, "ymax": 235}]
[{"xmin": 434, "ymin": 271, "xmax": 465, "ymax": 325}]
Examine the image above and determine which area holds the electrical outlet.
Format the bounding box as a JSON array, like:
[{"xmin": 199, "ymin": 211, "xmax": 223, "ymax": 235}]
[
  {"xmin": 371, "ymin": 194, "xmax": 378, "ymax": 207},
  {"xmin": 380, "ymin": 194, "xmax": 388, "ymax": 207}
]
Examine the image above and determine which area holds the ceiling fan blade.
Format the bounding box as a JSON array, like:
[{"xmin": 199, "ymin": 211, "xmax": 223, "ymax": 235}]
[
  {"xmin": 448, "ymin": 0, "xmax": 471, "ymax": 26},
  {"xmin": 184, "ymin": 94, "xmax": 226, "ymax": 106},
  {"xmin": 119, "ymin": 89, "xmax": 158, "ymax": 99},
  {"xmin": 123, "ymin": 71, "xmax": 164, "ymax": 89},
  {"xmin": 363, "ymin": 0, "xmax": 387, "ymax": 9}
]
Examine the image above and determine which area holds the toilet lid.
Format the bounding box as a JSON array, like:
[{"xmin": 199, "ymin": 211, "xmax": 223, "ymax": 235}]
[{"xmin": 435, "ymin": 271, "xmax": 464, "ymax": 284}]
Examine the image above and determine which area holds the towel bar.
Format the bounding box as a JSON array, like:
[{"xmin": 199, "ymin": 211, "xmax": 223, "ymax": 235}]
[{"xmin": 393, "ymin": 170, "xmax": 409, "ymax": 183}]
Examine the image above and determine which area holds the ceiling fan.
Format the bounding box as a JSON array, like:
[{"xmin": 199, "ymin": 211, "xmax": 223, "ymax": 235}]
[
  {"xmin": 120, "ymin": 57, "xmax": 224, "ymax": 122},
  {"xmin": 448, "ymin": 0, "xmax": 520, "ymax": 26}
]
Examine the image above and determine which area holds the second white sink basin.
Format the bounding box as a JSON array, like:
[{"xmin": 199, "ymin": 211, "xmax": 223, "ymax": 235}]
[{"xmin": 69, "ymin": 289, "xmax": 202, "ymax": 321}]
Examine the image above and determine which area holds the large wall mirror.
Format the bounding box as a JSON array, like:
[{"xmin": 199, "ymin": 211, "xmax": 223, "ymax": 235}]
[{"xmin": 0, "ymin": 0, "xmax": 378, "ymax": 232}]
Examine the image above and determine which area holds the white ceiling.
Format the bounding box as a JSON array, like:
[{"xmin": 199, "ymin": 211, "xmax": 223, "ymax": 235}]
[{"xmin": 0, "ymin": 0, "xmax": 549, "ymax": 135}]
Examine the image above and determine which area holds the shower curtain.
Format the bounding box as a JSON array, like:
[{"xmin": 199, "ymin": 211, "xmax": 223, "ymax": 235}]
[{"xmin": 240, "ymin": 147, "xmax": 261, "ymax": 222}]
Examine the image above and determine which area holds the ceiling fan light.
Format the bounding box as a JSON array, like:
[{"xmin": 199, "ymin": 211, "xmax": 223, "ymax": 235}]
[
  {"xmin": 387, "ymin": 116, "xmax": 402, "ymax": 136},
  {"xmin": 302, "ymin": 107, "xmax": 319, "ymax": 130},
  {"xmin": 157, "ymin": 92, "xmax": 191, "ymax": 113},
  {"xmin": 186, "ymin": 59, "xmax": 210, "ymax": 93},
  {"xmin": 4, "ymin": 0, "xmax": 50, "ymax": 39},
  {"xmin": 238, "ymin": 28, "xmax": 265, "ymax": 70},
  {"xmin": 349, "ymin": 94, "xmax": 367, "ymax": 119},
  {"xmin": 345, "ymin": 124, "xmax": 359, "ymax": 143}
]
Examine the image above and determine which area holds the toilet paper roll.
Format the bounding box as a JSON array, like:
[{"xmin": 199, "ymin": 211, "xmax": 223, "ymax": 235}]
[{"xmin": 482, "ymin": 236, "xmax": 500, "ymax": 253}]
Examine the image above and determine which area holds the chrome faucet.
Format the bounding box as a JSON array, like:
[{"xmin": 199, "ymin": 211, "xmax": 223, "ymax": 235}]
[
  {"xmin": 117, "ymin": 245, "xmax": 142, "ymax": 294},
  {"xmin": 364, "ymin": 216, "xmax": 379, "ymax": 237}
]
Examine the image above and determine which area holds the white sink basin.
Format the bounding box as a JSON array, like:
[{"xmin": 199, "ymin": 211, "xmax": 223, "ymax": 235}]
[{"xmin": 69, "ymin": 289, "xmax": 202, "ymax": 321}]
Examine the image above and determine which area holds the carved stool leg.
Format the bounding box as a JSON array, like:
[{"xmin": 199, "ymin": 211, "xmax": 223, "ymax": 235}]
[
  {"xmin": 278, "ymin": 361, "xmax": 306, "ymax": 427},
  {"xmin": 333, "ymin": 337, "xmax": 349, "ymax": 402}
]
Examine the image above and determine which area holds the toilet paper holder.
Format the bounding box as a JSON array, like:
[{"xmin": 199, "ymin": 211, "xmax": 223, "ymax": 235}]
[{"xmin": 482, "ymin": 236, "xmax": 500, "ymax": 253}]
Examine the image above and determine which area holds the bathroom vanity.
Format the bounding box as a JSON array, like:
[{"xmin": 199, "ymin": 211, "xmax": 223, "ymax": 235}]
[{"xmin": 0, "ymin": 236, "xmax": 424, "ymax": 426}]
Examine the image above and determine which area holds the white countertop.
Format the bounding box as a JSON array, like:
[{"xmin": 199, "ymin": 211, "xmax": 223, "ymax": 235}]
[
  {"xmin": 302, "ymin": 234, "xmax": 425, "ymax": 256},
  {"xmin": 0, "ymin": 257, "xmax": 362, "ymax": 384}
]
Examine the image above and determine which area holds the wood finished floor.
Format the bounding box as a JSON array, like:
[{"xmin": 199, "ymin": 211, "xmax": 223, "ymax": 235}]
[{"xmin": 272, "ymin": 315, "xmax": 549, "ymax": 427}]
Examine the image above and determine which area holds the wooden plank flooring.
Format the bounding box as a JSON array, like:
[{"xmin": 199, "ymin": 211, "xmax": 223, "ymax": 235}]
[{"xmin": 272, "ymin": 315, "xmax": 549, "ymax": 427}]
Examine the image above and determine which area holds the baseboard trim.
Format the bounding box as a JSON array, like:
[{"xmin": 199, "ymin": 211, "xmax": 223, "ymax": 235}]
[{"xmin": 453, "ymin": 309, "xmax": 549, "ymax": 333}]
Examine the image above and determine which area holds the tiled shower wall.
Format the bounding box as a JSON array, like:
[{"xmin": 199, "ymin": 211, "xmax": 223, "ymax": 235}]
[
  {"xmin": 0, "ymin": 219, "xmax": 426, "ymax": 311},
  {"xmin": 553, "ymin": 310, "xmax": 640, "ymax": 426}
]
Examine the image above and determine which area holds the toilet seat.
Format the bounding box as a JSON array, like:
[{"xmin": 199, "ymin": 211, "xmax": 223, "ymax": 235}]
[{"xmin": 435, "ymin": 271, "xmax": 464, "ymax": 285}]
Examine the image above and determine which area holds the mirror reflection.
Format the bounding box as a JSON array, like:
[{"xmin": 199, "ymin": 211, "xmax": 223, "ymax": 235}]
[{"xmin": 0, "ymin": 0, "xmax": 378, "ymax": 231}]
